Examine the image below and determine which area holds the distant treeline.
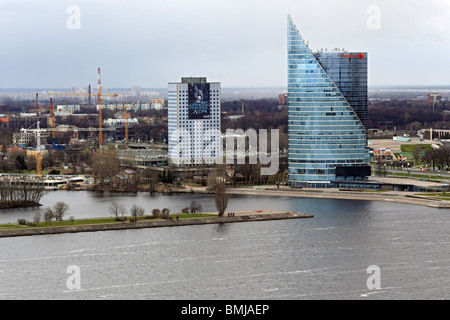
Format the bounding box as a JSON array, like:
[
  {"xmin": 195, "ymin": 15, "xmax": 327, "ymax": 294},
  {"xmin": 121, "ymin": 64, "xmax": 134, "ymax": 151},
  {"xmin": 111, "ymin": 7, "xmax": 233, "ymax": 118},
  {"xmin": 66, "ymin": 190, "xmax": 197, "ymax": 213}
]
[
  {"xmin": 221, "ymin": 99, "xmax": 288, "ymax": 150},
  {"xmin": 222, "ymin": 98, "xmax": 450, "ymax": 135},
  {"xmin": 368, "ymin": 100, "xmax": 449, "ymax": 130}
]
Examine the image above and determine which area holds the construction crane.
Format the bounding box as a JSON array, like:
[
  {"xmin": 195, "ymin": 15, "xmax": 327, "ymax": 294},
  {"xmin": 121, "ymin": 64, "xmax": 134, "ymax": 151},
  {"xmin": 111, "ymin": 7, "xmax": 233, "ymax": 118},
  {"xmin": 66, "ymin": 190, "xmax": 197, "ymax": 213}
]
[
  {"xmin": 122, "ymin": 102, "xmax": 136, "ymax": 144},
  {"xmin": 22, "ymin": 123, "xmax": 114, "ymax": 177},
  {"xmin": 47, "ymin": 68, "xmax": 118, "ymax": 147},
  {"xmin": 36, "ymin": 121, "xmax": 43, "ymax": 178},
  {"xmin": 31, "ymin": 97, "xmax": 59, "ymax": 149},
  {"xmin": 20, "ymin": 122, "xmax": 45, "ymax": 178}
]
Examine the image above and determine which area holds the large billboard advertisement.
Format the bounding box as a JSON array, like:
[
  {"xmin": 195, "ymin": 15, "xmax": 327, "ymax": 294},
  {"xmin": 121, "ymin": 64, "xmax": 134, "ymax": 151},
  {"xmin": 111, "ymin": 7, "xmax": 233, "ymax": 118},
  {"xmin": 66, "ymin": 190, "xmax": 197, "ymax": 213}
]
[{"xmin": 188, "ymin": 83, "xmax": 211, "ymax": 120}]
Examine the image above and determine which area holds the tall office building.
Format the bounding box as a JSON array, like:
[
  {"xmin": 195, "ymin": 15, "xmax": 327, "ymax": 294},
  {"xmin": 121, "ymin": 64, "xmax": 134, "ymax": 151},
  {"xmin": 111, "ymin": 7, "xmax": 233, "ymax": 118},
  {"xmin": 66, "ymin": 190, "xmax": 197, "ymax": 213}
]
[
  {"xmin": 168, "ymin": 77, "xmax": 221, "ymax": 165},
  {"xmin": 287, "ymin": 15, "xmax": 371, "ymax": 188}
]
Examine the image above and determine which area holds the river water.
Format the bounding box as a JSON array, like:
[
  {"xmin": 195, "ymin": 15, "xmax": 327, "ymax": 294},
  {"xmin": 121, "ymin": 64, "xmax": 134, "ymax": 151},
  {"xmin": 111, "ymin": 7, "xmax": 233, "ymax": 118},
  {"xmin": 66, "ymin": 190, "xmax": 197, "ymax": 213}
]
[{"xmin": 0, "ymin": 191, "xmax": 449, "ymax": 300}]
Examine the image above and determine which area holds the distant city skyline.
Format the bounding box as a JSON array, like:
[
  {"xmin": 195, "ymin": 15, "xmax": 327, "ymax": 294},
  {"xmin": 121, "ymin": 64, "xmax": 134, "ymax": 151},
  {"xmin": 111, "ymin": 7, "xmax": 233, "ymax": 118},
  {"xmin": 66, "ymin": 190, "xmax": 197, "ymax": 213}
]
[{"xmin": 1, "ymin": 0, "xmax": 450, "ymax": 88}]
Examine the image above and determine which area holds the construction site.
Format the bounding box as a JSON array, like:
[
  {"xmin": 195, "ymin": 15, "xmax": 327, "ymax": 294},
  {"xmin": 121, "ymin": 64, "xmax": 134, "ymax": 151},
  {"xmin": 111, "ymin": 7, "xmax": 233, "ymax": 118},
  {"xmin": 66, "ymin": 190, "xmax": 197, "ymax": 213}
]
[{"xmin": 0, "ymin": 68, "xmax": 169, "ymax": 189}]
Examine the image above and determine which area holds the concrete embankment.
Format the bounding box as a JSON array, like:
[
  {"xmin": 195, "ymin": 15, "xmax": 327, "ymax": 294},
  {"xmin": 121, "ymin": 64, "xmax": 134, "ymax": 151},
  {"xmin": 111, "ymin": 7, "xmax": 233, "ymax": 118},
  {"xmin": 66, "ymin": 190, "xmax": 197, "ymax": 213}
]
[
  {"xmin": 224, "ymin": 187, "xmax": 450, "ymax": 208},
  {"xmin": 0, "ymin": 211, "xmax": 313, "ymax": 238}
]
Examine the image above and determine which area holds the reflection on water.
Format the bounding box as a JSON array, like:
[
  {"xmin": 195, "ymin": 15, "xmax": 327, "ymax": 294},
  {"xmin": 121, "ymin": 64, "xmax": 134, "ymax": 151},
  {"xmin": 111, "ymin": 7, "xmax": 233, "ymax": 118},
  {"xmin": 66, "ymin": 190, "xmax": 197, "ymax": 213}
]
[{"xmin": 0, "ymin": 190, "xmax": 393, "ymax": 224}]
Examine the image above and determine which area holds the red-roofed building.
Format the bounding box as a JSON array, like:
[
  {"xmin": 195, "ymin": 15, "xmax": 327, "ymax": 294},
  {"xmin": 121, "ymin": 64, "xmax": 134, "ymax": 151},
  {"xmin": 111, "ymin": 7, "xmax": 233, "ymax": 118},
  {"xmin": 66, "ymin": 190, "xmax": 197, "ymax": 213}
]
[
  {"xmin": 0, "ymin": 145, "xmax": 25, "ymax": 153},
  {"xmin": 0, "ymin": 117, "xmax": 9, "ymax": 128}
]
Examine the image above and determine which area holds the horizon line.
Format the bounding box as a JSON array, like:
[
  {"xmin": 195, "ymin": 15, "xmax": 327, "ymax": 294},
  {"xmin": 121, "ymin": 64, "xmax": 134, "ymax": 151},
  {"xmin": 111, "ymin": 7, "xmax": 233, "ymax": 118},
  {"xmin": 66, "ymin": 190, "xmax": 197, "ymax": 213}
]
[{"xmin": 1, "ymin": 84, "xmax": 450, "ymax": 91}]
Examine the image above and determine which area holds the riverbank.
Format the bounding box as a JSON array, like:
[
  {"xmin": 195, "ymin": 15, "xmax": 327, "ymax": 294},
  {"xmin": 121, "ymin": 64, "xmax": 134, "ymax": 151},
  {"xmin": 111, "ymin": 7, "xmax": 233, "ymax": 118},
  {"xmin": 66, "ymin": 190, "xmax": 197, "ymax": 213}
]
[
  {"xmin": 0, "ymin": 210, "xmax": 313, "ymax": 238},
  {"xmin": 0, "ymin": 200, "xmax": 41, "ymax": 210},
  {"xmin": 175, "ymin": 184, "xmax": 450, "ymax": 208},
  {"xmin": 226, "ymin": 187, "xmax": 450, "ymax": 208}
]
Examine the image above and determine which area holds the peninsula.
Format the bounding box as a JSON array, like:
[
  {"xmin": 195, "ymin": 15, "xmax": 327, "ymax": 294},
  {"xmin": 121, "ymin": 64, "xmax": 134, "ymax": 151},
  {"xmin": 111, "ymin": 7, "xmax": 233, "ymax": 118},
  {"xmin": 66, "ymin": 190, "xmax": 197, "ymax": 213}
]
[{"xmin": 0, "ymin": 210, "xmax": 313, "ymax": 238}]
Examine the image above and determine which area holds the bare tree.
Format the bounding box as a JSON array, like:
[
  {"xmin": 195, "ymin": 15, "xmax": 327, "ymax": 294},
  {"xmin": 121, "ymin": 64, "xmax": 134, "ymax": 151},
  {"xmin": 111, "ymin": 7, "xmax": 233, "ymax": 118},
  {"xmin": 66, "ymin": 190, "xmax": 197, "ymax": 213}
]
[
  {"xmin": 0, "ymin": 176, "xmax": 46, "ymax": 204},
  {"xmin": 109, "ymin": 202, "xmax": 127, "ymax": 218},
  {"xmin": 92, "ymin": 148, "xmax": 120, "ymax": 187},
  {"xmin": 143, "ymin": 168, "xmax": 160, "ymax": 194},
  {"xmin": 53, "ymin": 201, "xmax": 69, "ymax": 221},
  {"xmin": 130, "ymin": 204, "xmax": 145, "ymax": 219},
  {"xmin": 43, "ymin": 207, "xmax": 54, "ymax": 225},
  {"xmin": 118, "ymin": 204, "xmax": 127, "ymax": 218},
  {"xmin": 189, "ymin": 200, "xmax": 202, "ymax": 213},
  {"xmin": 215, "ymin": 181, "xmax": 228, "ymax": 217},
  {"xmin": 33, "ymin": 212, "xmax": 41, "ymax": 226},
  {"xmin": 109, "ymin": 202, "xmax": 121, "ymax": 217}
]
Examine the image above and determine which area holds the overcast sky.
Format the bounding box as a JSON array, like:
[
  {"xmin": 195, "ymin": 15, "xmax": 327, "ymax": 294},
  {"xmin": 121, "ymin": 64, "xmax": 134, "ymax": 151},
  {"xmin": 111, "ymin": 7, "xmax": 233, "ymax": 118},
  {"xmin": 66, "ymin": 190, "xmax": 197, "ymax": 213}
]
[{"xmin": 0, "ymin": 0, "xmax": 449, "ymax": 88}]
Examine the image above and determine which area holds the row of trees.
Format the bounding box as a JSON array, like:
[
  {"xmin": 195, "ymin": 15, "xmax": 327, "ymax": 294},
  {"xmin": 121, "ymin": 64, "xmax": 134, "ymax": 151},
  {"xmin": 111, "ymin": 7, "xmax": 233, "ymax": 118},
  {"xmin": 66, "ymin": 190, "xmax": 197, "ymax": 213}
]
[
  {"xmin": 0, "ymin": 177, "xmax": 46, "ymax": 204},
  {"xmin": 19, "ymin": 201, "xmax": 71, "ymax": 226},
  {"xmin": 109, "ymin": 202, "xmax": 146, "ymax": 220},
  {"xmin": 421, "ymin": 146, "xmax": 450, "ymax": 170},
  {"xmin": 108, "ymin": 180, "xmax": 229, "ymax": 219}
]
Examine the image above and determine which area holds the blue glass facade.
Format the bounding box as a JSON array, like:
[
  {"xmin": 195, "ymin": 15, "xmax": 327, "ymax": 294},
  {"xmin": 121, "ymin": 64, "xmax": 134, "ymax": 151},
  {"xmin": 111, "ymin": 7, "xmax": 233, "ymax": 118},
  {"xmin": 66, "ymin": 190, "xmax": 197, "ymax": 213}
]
[
  {"xmin": 315, "ymin": 52, "xmax": 368, "ymax": 129},
  {"xmin": 287, "ymin": 15, "xmax": 370, "ymax": 188}
]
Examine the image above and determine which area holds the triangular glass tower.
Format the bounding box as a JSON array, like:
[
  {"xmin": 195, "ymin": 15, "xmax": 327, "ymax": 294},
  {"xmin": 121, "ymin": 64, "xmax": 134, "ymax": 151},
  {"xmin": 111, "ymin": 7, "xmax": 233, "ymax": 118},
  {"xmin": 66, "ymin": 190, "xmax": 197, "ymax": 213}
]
[{"xmin": 287, "ymin": 15, "xmax": 371, "ymax": 188}]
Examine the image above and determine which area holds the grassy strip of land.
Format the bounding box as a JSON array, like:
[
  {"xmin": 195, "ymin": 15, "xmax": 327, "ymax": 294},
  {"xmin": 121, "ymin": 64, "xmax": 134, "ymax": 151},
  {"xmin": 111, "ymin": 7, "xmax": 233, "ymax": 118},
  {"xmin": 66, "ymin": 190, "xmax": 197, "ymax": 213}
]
[
  {"xmin": 0, "ymin": 214, "xmax": 215, "ymax": 231},
  {"xmin": 401, "ymin": 144, "xmax": 432, "ymax": 154},
  {"xmin": 0, "ymin": 211, "xmax": 313, "ymax": 238}
]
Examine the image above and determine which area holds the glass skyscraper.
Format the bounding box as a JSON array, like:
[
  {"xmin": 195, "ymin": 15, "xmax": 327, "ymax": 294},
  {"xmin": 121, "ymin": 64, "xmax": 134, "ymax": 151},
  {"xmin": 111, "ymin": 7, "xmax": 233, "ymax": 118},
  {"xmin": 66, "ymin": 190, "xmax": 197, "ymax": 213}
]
[{"xmin": 287, "ymin": 15, "xmax": 371, "ymax": 188}]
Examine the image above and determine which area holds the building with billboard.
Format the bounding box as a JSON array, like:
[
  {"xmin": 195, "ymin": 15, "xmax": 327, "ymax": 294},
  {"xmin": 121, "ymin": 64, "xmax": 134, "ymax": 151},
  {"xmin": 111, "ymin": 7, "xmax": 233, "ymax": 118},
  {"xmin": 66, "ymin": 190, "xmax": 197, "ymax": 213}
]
[
  {"xmin": 168, "ymin": 77, "xmax": 221, "ymax": 165},
  {"xmin": 287, "ymin": 15, "xmax": 371, "ymax": 188}
]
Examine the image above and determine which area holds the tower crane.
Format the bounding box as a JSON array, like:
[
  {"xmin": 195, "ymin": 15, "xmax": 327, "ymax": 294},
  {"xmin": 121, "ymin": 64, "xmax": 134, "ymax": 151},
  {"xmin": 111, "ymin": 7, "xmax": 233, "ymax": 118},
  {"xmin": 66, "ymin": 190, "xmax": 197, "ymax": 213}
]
[
  {"xmin": 122, "ymin": 102, "xmax": 136, "ymax": 144},
  {"xmin": 36, "ymin": 121, "xmax": 43, "ymax": 178},
  {"xmin": 20, "ymin": 121, "xmax": 46, "ymax": 178},
  {"xmin": 47, "ymin": 67, "xmax": 118, "ymax": 147},
  {"xmin": 22, "ymin": 123, "xmax": 115, "ymax": 177}
]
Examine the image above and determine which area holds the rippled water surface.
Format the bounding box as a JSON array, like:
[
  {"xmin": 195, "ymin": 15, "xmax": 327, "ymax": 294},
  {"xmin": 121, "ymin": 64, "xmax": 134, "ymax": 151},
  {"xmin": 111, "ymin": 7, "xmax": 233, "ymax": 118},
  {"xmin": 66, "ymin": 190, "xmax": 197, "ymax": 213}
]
[{"xmin": 0, "ymin": 191, "xmax": 449, "ymax": 299}]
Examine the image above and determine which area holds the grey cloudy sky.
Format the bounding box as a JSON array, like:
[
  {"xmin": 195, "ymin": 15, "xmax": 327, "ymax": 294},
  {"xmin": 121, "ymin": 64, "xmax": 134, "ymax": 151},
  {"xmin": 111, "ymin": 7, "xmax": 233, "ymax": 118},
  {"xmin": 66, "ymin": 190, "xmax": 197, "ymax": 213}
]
[{"xmin": 0, "ymin": 0, "xmax": 449, "ymax": 88}]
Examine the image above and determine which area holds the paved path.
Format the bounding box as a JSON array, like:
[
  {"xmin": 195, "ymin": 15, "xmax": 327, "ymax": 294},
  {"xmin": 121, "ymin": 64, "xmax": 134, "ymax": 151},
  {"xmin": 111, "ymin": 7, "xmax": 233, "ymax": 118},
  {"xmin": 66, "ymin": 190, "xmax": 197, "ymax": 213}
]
[{"xmin": 225, "ymin": 186, "xmax": 448, "ymax": 207}]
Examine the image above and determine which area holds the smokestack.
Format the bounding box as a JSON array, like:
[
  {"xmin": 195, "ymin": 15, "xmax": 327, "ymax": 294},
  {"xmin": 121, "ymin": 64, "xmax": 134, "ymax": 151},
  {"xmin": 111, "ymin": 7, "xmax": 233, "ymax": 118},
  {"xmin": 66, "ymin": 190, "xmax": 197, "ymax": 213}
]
[
  {"xmin": 36, "ymin": 93, "xmax": 39, "ymax": 117},
  {"xmin": 97, "ymin": 67, "xmax": 103, "ymax": 147},
  {"xmin": 88, "ymin": 84, "xmax": 91, "ymax": 105},
  {"xmin": 97, "ymin": 67, "xmax": 101, "ymax": 99}
]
